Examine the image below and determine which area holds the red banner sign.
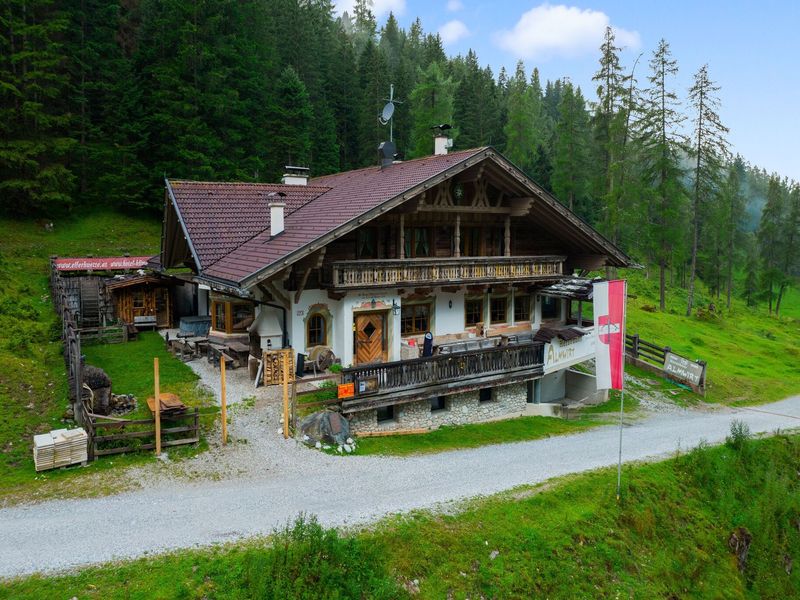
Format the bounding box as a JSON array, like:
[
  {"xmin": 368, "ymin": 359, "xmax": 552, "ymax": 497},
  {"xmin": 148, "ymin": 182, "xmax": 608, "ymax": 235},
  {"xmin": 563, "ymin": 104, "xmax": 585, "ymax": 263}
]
[
  {"xmin": 594, "ymin": 279, "xmax": 627, "ymax": 390},
  {"xmin": 53, "ymin": 256, "xmax": 151, "ymax": 272}
]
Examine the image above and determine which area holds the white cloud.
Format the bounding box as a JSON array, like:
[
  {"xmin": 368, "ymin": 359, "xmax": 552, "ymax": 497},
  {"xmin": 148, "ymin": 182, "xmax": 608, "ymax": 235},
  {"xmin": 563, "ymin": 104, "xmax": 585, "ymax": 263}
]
[
  {"xmin": 495, "ymin": 4, "xmax": 640, "ymax": 60},
  {"xmin": 447, "ymin": 0, "xmax": 464, "ymax": 11},
  {"xmin": 334, "ymin": 0, "xmax": 406, "ymax": 18},
  {"xmin": 439, "ymin": 20, "xmax": 471, "ymax": 45}
]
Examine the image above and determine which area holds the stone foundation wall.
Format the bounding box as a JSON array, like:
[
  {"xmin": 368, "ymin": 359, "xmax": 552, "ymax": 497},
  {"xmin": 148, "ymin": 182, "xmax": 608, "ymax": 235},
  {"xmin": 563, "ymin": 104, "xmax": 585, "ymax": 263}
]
[{"xmin": 348, "ymin": 382, "xmax": 529, "ymax": 434}]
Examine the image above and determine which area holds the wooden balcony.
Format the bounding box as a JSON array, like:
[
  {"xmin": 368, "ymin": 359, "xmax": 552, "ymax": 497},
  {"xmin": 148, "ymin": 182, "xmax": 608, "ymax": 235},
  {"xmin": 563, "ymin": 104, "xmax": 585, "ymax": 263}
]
[
  {"xmin": 327, "ymin": 255, "xmax": 565, "ymax": 289},
  {"xmin": 340, "ymin": 341, "xmax": 545, "ymax": 413}
]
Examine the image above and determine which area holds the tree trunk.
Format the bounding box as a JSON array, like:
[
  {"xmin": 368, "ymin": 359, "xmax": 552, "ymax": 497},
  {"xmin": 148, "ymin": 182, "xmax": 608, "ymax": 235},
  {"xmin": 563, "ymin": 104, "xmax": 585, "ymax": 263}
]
[{"xmin": 775, "ymin": 282, "xmax": 786, "ymax": 316}]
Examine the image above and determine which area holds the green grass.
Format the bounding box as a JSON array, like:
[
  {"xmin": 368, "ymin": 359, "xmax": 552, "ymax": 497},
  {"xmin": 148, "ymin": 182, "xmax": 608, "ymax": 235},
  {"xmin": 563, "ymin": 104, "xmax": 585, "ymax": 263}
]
[
  {"xmin": 5, "ymin": 429, "xmax": 799, "ymax": 598},
  {"xmin": 0, "ymin": 213, "xmax": 164, "ymax": 501},
  {"xmin": 579, "ymin": 391, "xmax": 640, "ymax": 414},
  {"xmin": 353, "ymin": 416, "xmax": 602, "ymax": 456},
  {"xmin": 623, "ymin": 268, "xmax": 800, "ymax": 405}
]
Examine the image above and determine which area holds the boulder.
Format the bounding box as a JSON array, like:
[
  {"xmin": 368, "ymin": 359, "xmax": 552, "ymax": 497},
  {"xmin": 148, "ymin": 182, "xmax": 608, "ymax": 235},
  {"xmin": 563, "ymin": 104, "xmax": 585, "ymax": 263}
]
[
  {"xmin": 83, "ymin": 365, "xmax": 112, "ymax": 415},
  {"xmin": 299, "ymin": 410, "xmax": 351, "ymax": 446}
]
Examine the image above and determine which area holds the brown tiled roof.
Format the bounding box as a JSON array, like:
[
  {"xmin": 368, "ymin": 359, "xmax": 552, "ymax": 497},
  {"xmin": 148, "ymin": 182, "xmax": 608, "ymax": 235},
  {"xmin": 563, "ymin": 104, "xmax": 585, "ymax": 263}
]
[
  {"xmin": 201, "ymin": 148, "xmax": 488, "ymax": 284},
  {"xmin": 168, "ymin": 180, "xmax": 330, "ymax": 269}
]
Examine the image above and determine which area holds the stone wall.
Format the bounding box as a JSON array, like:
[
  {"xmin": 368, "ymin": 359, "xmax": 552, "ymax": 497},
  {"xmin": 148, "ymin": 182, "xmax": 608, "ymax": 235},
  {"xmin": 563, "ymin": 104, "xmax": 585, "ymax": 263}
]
[{"xmin": 348, "ymin": 382, "xmax": 529, "ymax": 434}]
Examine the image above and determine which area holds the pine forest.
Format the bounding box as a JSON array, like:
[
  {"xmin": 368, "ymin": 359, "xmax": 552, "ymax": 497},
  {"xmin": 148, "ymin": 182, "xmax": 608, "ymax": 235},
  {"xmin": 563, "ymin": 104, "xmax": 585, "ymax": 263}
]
[{"xmin": 1, "ymin": 0, "xmax": 798, "ymax": 315}]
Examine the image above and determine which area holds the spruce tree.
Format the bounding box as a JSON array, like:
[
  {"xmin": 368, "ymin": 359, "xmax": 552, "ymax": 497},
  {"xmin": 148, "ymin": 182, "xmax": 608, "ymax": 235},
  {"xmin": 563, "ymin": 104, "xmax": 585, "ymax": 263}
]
[
  {"xmin": 453, "ymin": 50, "xmax": 500, "ymax": 149},
  {"xmin": 686, "ymin": 64, "xmax": 729, "ymax": 316},
  {"xmin": 268, "ymin": 66, "xmax": 313, "ymax": 178},
  {"xmin": 775, "ymin": 183, "xmax": 799, "ymax": 315},
  {"xmin": 552, "ymin": 82, "xmax": 592, "ymax": 218},
  {"xmin": 0, "ymin": 0, "xmax": 75, "ymax": 215},
  {"xmin": 503, "ymin": 62, "xmax": 535, "ymax": 172},
  {"xmin": 408, "ymin": 62, "xmax": 455, "ymax": 158},
  {"xmin": 637, "ymin": 39, "xmax": 686, "ymax": 310}
]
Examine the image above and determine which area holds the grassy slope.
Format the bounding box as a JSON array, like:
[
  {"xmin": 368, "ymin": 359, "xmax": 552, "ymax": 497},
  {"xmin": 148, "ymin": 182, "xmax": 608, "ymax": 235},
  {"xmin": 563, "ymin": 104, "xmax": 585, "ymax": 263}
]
[
  {"xmin": 0, "ymin": 213, "xmax": 162, "ymax": 496},
  {"xmin": 624, "ymin": 268, "xmax": 800, "ymax": 405},
  {"xmin": 5, "ymin": 431, "xmax": 799, "ymax": 598},
  {"xmin": 354, "ymin": 416, "xmax": 601, "ymax": 456}
]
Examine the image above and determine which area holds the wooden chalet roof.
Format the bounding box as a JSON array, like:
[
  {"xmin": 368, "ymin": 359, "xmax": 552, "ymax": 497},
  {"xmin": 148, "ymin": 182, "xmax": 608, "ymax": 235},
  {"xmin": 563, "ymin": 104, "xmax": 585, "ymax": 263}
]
[
  {"xmin": 166, "ymin": 180, "xmax": 330, "ymax": 270},
  {"xmin": 163, "ymin": 147, "xmax": 632, "ymax": 290}
]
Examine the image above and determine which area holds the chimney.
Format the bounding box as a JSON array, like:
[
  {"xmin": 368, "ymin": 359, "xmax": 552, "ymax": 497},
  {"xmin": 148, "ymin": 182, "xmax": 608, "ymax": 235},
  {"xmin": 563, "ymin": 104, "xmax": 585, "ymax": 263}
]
[
  {"xmin": 378, "ymin": 141, "xmax": 396, "ymax": 169},
  {"xmin": 270, "ymin": 202, "xmax": 285, "ymax": 237},
  {"xmin": 281, "ymin": 165, "xmax": 309, "ymax": 185},
  {"xmin": 434, "ymin": 135, "xmax": 453, "ymax": 156}
]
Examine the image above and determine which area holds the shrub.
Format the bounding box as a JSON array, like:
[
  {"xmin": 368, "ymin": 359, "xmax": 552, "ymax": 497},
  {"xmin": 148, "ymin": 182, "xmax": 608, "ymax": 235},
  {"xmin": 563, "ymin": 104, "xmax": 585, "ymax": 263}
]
[
  {"xmin": 244, "ymin": 515, "xmax": 403, "ymax": 599},
  {"xmin": 726, "ymin": 419, "xmax": 752, "ymax": 451},
  {"xmin": 329, "ymin": 363, "xmax": 343, "ymax": 373}
]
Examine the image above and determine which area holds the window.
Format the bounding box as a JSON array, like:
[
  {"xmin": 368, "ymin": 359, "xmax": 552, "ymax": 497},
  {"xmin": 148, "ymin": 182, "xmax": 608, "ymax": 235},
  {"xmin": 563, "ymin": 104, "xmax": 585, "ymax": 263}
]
[
  {"xmin": 404, "ymin": 227, "xmax": 430, "ymax": 258},
  {"xmin": 401, "ymin": 303, "xmax": 431, "ymax": 336},
  {"xmin": 490, "ymin": 297, "xmax": 507, "ymax": 323},
  {"xmin": 212, "ymin": 301, "xmax": 227, "ymax": 332},
  {"xmin": 356, "ymin": 228, "xmax": 377, "ymax": 259},
  {"xmin": 514, "ymin": 294, "xmax": 531, "ymax": 322},
  {"xmin": 211, "ymin": 300, "xmax": 255, "ymax": 334},
  {"xmin": 430, "ymin": 396, "xmax": 447, "ymax": 412},
  {"xmin": 307, "ymin": 314, "xmax": 326, "ymax": 347},
  {"xmin": 541, "ymin": 295, "xmax": 560, "ymax": 319},
  {"xmin": 231, "ymin": 303, "xmax": 255, "ymax": 332},
  {"xmin": 465, "ymin": 298, "xmax": 484, "ymax": 327},
  {"xmin": 376, "ymin": 405, "xmax": 395, "ymax": 422},
  {"xmin": 488, "ymin": 226, "xmax": 504, "ymax": 256},
  {"xmin": 460, "ymin": 227, "xmax": 481, "ymax": 257},
  {"xmin": 479, "ymin": 388, "xmax": 493, "ymax": 403},
  {"xmin": 132, "ymin": 291, "xmax": 145, "ymax": 310}
]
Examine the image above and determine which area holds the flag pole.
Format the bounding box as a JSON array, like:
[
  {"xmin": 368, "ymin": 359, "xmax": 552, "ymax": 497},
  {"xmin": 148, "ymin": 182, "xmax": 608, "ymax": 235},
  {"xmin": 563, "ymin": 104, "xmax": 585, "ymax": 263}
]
[{"xmin": 616, "ymin": 280, "xmax": 628, "ymax": 501}]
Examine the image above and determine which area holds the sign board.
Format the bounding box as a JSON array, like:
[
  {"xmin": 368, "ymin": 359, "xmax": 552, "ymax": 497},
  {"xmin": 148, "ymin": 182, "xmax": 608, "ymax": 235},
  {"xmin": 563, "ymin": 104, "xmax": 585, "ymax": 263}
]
[
  {"xmin": 357, "ymin": 376, "xmax": 380, "ymax": 395},
  {"xmin": 663, "ymin": 352, "xmax": 705, "ymax": 386},
  {"xmin": 54, "ymin": 256, "xmax": 151, "ymax": 271},
  {"xmin": 337, "ymin": 383, "xmax": 355, "ymax": 399},
  {"xmin": 544, "ymin": 332, "xmax": 596, "ymax": 374}
]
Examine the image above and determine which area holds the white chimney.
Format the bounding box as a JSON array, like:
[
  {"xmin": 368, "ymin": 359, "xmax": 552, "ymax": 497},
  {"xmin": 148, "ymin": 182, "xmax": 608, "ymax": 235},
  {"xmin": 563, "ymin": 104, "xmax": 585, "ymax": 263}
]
[
  {"xmin": 281, "ymin": 165, "xmax": 309, "ymax": 185},
  {"xmin": 434, "ymin": 135, "xmax": 453, "ymax": 156},
  {"xmin": 270, "ymin": 202, "xmax": 285, "ymax": 236}
]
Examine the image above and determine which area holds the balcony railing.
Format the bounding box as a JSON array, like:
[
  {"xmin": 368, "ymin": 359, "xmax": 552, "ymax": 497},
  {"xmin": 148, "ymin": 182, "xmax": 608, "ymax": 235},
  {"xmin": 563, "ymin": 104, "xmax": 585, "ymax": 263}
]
[
  {"xmin": 340, "ymin": 341, "xmax": 545, "ymax": 412},
  {"xmin": 328, "ymin": 255, "xmax": 565, "ymax": 289}
]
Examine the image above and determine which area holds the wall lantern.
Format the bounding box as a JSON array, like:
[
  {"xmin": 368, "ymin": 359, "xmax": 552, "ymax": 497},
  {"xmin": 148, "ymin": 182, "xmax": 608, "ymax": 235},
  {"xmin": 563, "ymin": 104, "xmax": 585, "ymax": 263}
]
[
  {"xmin": 392, "ymin": 300, "xmax": 401, "ymax": 316},
  {"xmin": 371, "ymin": 298, "xmax": 377, "ymax": 308},
  {"xmin": 448, "ymin": 300, "xmax": 453, "ymax": 309}
]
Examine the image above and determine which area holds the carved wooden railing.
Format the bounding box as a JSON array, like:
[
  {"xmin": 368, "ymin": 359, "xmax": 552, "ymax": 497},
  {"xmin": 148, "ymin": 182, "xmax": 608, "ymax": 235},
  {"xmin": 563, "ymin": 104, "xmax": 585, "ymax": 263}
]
[
  {"xmin": 328, "ymin": 256, "xmax": 565, "ymax": 289},
  {"xmin": 341, "ymin": 341, "xmax": 545, "ymax": 403}
]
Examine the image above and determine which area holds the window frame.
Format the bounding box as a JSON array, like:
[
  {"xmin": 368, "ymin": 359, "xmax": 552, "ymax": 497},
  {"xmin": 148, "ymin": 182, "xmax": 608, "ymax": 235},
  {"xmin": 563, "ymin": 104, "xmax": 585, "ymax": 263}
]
[
  {"xmin": 430, "ymin": 396, "xmax": 447, "ymax": 412},
  {"xmin": 211, "ymin": 300, "xmax": 255, "ymax": 334},
  {"xmin": 541, "ymin": 295, "xmax": 560, "ymax": 320},
  {"xmin": 400, "ymin": 302, "xmax": 432, "ymax": 336},
  {"xmin": 479, "ymin": 387, "xmax": 493, "ymax": 403},
  {"xmin": 307, "ymin": 313, "xmax": 327, "ymax": 347},
  {"xmin": 376, "ymin": 405, "xmax": 395, "ymax": 423},
  {"xmin": 490, "ymin": 296, "xmax": 507, "ymax": 324},
  {"xmin": 464, "ymin": 297, "xmax": 484, "ymax": 327},
  {"xmin": 514, "ymin": 294, "xmax": 531, "ymax": 322}
]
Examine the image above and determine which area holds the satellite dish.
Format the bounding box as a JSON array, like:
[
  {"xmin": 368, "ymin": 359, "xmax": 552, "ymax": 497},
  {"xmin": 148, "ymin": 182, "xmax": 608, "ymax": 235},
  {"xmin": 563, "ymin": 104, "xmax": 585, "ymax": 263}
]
[{"xmin": 379, "ymin": 102, "xmax": 395, "ymax": 124}]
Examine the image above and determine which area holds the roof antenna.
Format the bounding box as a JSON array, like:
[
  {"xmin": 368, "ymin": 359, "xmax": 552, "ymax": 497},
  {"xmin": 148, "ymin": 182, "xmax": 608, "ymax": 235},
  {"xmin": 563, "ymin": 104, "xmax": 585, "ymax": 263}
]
[{"xmin": 378, "ymin": 84, "xmax": 402, "ymax": 143}]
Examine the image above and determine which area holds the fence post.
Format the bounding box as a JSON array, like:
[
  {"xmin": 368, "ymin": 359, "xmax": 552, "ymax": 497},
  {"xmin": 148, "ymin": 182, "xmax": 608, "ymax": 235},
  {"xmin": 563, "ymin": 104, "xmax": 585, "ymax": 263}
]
[
  {"xmin": 220, "ymin": 355, "xmax": 227, "ymax": 446},
  {"xmin": 282, "ymin": 350, "xmax": 290, "ymax": 439},
  {"xmin": 154, "ymin": 357, "xmax": 161, "ymax": 456},
  {"xmin": 632, "ymin": 334, "xmax": 640, "ymax": 359}
]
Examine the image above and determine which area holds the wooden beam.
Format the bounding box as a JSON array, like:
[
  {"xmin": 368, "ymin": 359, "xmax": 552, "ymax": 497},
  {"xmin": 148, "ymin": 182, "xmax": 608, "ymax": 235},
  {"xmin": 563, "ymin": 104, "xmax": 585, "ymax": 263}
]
[
  {"xmin": 504, "ymin": 215, "xmax": 511, "ymax": 257},
  {"xmin": 263, "ymin": 280, "xmax": 289, "ymax": 308},
  {"xmin": 454, "ymin": 214, "xmax": 461, "ymax": 258}
]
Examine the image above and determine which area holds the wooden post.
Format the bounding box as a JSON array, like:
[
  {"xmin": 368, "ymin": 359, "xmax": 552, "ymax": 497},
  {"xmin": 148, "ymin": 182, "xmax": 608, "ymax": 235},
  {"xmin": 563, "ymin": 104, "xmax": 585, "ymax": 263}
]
[
  {"xmin": 504, "ymin": 215, "xmax": 511, "ymax": 257},
  {"xmin": 220, "ymin": 355, "xmax": 228, "ymax": 446},
  {"xmin": 454, "ymin": 214, "xmax": 461, "ymax": 258},
  {"xmin": 399, "ymin": 214, "xmax": 405, "ymax": 259},
  {"xmin": 154, "ymin": 357, "xmax": 161, "ymax": 456},
  {"xmin": 282, "ymin": 350, "xmax": 290, "ymax": 439}
]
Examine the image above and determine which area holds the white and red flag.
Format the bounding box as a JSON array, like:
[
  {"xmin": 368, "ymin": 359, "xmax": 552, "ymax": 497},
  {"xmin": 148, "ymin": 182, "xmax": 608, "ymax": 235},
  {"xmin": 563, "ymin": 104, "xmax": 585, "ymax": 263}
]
[{"xmin": 594, "ymin": 279, "xmax": 627, "ymax": 390}]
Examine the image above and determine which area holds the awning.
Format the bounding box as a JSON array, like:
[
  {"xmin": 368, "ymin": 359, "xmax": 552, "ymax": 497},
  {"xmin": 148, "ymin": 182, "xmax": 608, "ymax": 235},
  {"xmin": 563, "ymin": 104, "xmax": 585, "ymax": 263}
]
[{"xmin": 537, "ymin": 277, "xmax": 601, "ymax": 301}]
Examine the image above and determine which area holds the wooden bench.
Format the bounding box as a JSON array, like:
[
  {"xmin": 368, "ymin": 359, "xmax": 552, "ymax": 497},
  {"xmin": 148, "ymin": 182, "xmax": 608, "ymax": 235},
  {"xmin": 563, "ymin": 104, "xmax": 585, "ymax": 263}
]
[
  {"xmin": 133, "ymin": 315, "xmax": 158, "ymax": 330},
  {"xmin": 208, "ymin": 344, "xmax": 236, "ymax": 369}
]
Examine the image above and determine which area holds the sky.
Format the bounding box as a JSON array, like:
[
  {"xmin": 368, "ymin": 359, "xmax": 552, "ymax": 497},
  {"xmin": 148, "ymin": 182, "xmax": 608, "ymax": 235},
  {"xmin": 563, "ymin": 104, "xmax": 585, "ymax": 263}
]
[{"xmin": 334, "ymin": 0, "xmax": 800, "ymax": 182}]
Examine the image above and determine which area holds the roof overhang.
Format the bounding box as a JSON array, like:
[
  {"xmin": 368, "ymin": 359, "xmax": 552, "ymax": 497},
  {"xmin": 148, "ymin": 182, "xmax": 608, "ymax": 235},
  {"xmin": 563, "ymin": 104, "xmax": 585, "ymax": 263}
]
[{"xmin": 162, "ymin": 179, "xmax": 202, "ymax": 273}]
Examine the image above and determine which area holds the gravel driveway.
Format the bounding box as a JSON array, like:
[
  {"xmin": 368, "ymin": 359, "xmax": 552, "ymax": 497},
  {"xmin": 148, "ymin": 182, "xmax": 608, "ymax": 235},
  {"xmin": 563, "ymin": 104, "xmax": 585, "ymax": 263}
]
[{"xmin": 1, "ymin": 393, "xmax": 799, "ymax": 578}]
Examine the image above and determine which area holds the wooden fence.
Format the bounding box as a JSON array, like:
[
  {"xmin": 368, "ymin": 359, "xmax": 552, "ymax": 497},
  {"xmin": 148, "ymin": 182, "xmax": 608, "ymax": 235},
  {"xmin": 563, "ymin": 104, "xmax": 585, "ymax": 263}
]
[
  {"xmin": 90, "ymin": 409, "xmax": 200, "ymax": 457},
  {"xmin": 625, "ymin": 333, "xmax": 707, "ymax": 394},
  {"xmin": 51, "ymin": 260, "xmax": 201, "ymax": 460}
]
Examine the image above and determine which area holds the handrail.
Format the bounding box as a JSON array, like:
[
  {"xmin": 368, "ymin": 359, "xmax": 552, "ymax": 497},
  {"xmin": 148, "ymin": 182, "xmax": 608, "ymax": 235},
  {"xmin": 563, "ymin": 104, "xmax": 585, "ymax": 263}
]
[{"xmin": 342, "ymin": 341, "xmax": 544, "ymax": 397}]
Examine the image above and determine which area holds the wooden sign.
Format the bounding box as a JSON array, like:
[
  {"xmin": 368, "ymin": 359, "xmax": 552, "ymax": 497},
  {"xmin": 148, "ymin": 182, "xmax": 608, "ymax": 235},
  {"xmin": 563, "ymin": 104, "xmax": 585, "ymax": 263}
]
[
  {"xmin": 357, "ymin": 376, "xmax": 380, "ymax": 395},
  {"xmin": 663, "ymin": 352, "xmax": 705, "ymax": 387},
  {"xmin": 338, "ymin": 383, "xmax": 355, "ymax": 399}
]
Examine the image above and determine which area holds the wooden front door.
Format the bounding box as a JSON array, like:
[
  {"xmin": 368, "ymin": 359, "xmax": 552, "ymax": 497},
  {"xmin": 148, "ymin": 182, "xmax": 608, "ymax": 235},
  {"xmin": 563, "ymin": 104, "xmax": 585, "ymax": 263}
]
[{"xmin": 355, "ymin": 312, "xmax": 387, "ymax": 365}]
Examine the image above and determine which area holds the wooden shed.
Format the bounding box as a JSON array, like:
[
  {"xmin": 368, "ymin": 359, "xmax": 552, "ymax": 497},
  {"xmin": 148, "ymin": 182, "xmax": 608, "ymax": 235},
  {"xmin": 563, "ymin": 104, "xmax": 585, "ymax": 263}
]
[{"xmin": 105, "ymin": 275, "xmax": 173, "ymax": 328}]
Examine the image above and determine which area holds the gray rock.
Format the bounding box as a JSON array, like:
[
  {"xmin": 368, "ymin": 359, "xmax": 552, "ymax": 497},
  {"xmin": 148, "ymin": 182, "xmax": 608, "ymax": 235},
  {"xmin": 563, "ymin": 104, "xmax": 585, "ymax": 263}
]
[
  {"xmin": 490, "ymin": 550, "xmax": 499, "ymax": 560},
  {"xmin": 299, "ymin": 410, "xmax": 352, "ymax": 446}
]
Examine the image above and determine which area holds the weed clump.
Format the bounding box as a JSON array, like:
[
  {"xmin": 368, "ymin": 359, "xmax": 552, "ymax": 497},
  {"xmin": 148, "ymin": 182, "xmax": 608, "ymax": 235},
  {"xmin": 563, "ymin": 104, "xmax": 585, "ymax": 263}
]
[
  {"xmin": 244, "ymin": 515, "xmax": 402, "ymax": 599},
  {"xmin": 726, "ymin": 420, "xmax": 752, "ymax": 451}
]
